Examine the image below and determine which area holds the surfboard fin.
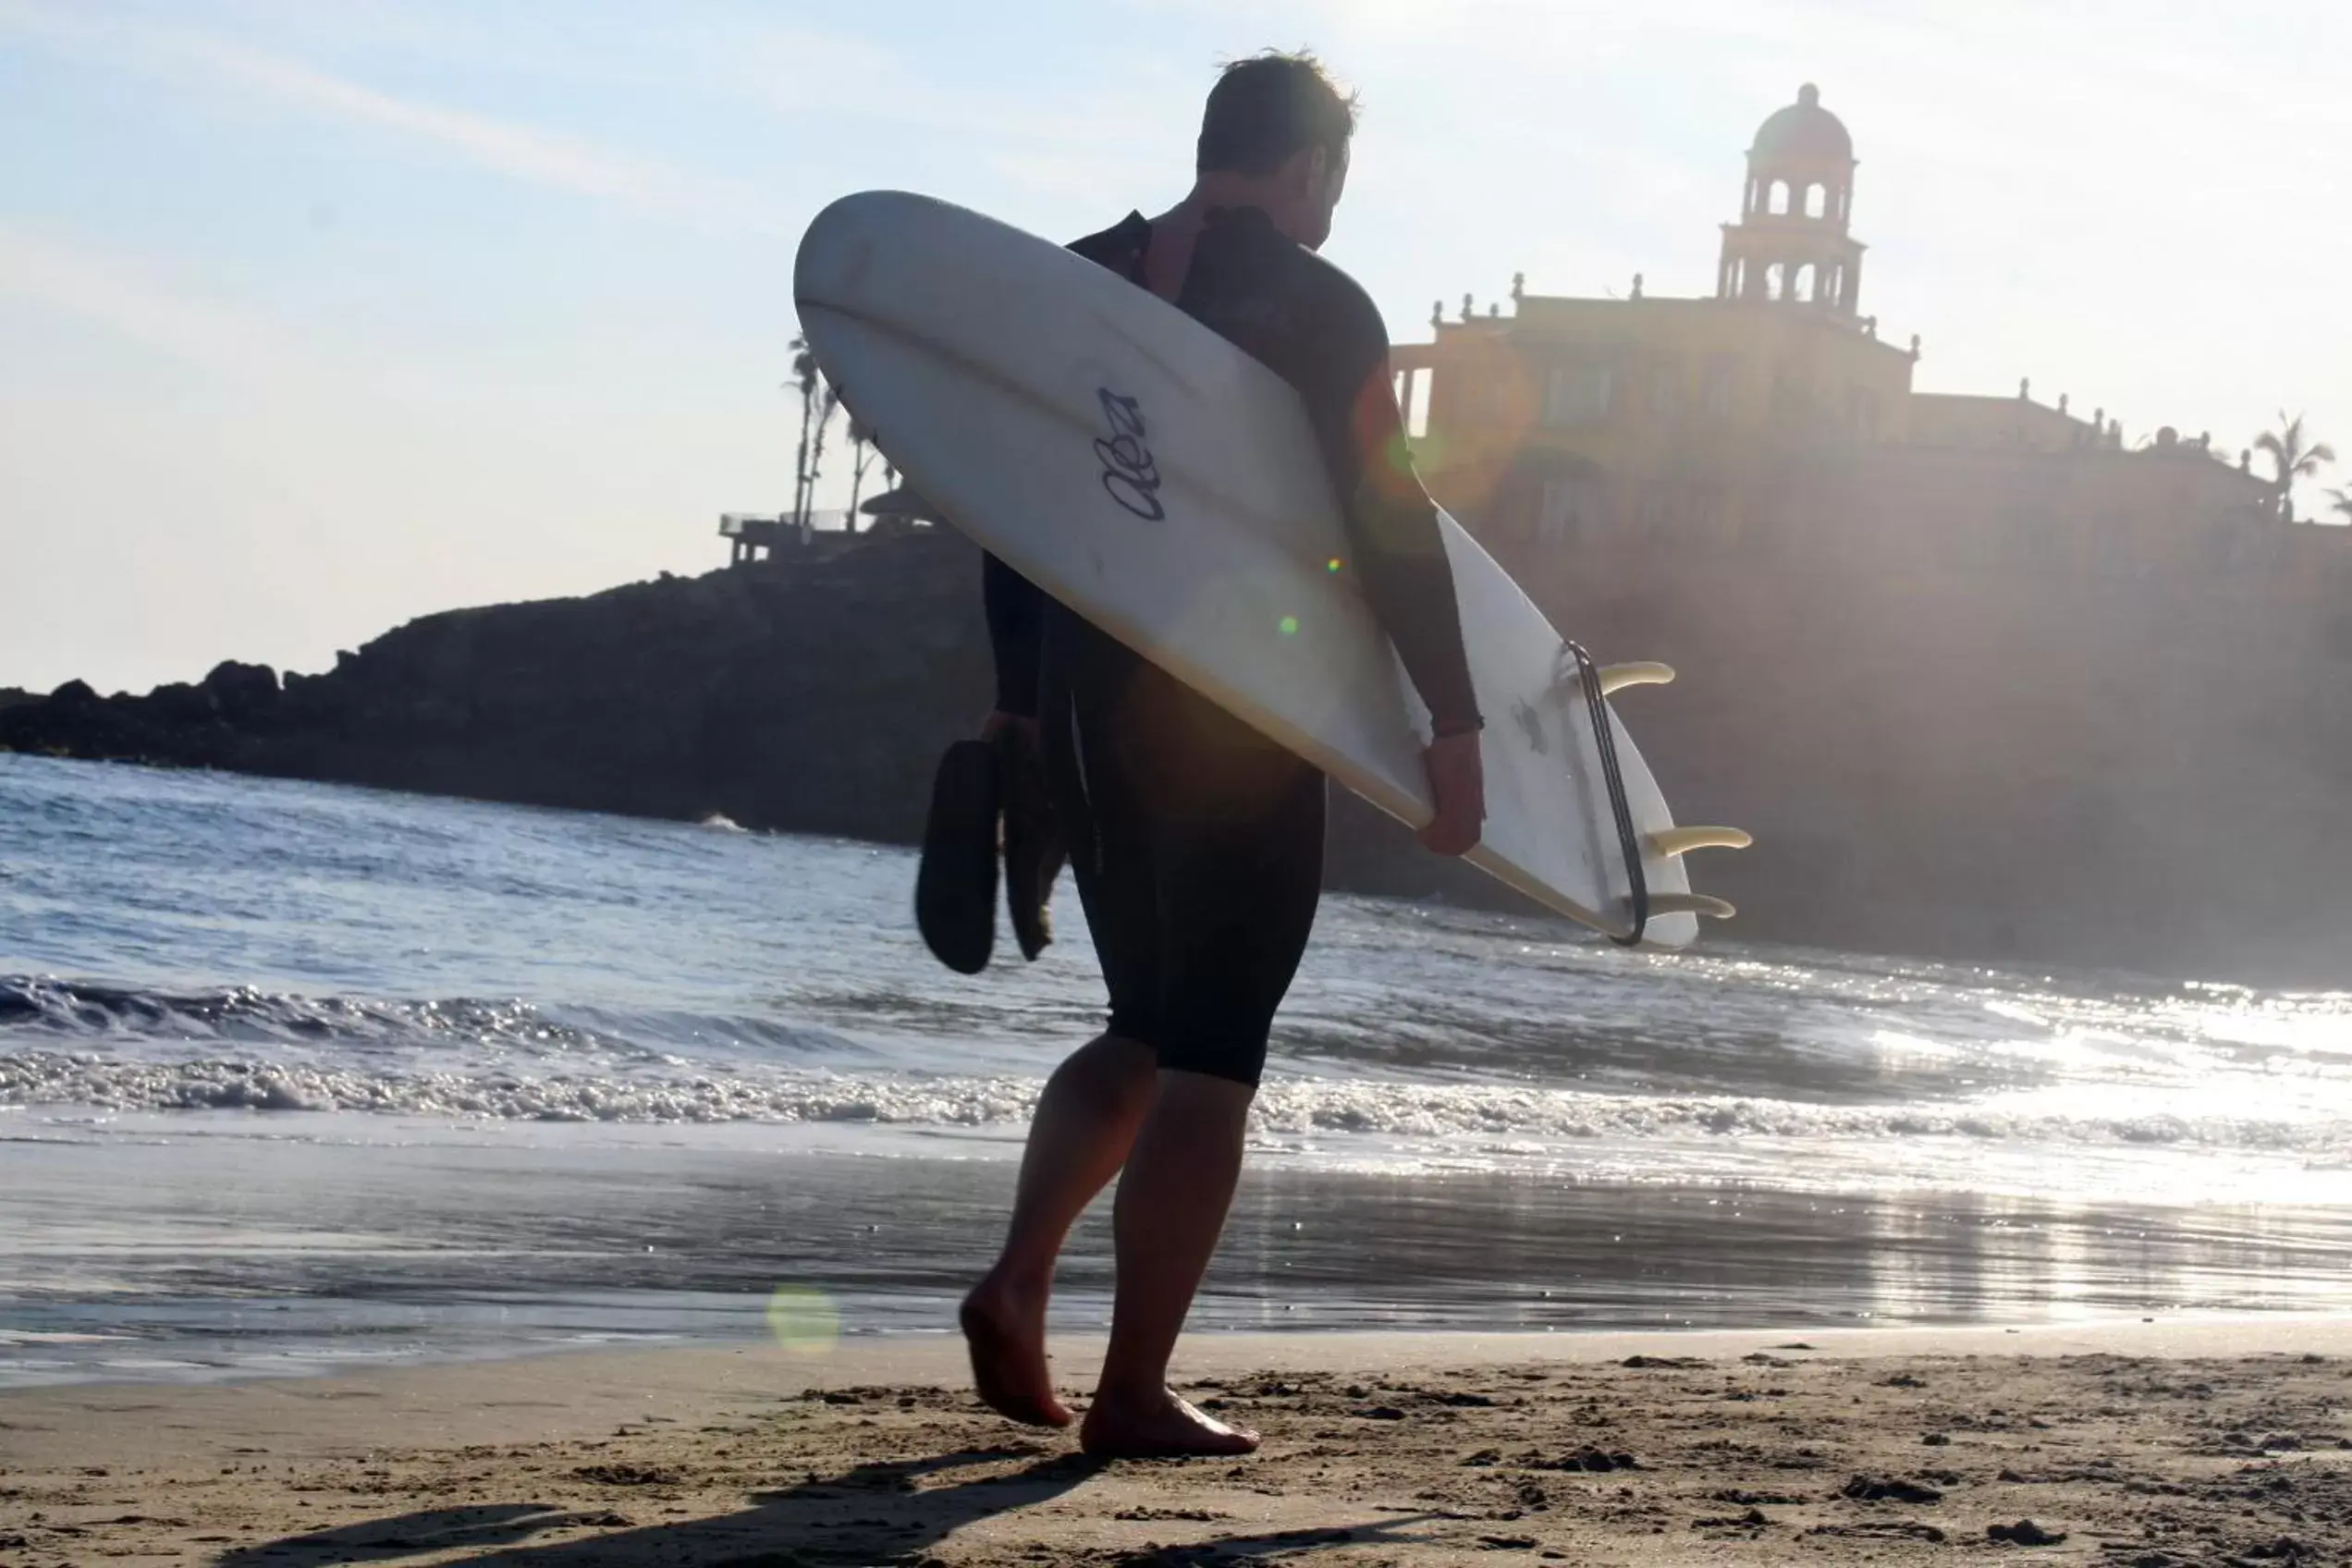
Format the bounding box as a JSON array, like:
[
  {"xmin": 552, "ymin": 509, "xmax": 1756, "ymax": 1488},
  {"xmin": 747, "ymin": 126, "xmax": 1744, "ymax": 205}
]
[
  {"xmin": 1599, "ymin": 661, "xmax": 1676, "ymax": 696},
  {"xmin": 1643, "ymin": 892, "xmax": 1738, "ymax": 922},
  {"xmin": 1647, "ymin": 827, "xmax": 1753, "ymax": 859}
]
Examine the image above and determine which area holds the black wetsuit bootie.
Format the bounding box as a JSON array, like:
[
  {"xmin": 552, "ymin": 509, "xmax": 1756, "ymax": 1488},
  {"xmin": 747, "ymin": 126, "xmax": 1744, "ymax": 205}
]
[
  {"xmin": 994, "ymin": 725, "xmax": 1065, "ymax": 962},
  {"xmin": 915, "ymin": 740, "xmax": 999, "ymax": 974}
]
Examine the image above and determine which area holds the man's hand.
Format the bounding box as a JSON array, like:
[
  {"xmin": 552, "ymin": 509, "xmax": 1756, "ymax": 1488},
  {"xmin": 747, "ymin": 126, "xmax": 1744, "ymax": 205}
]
[{"xmin": 1418, "ymin": 730, "xmax": 1485, "ymax": 856}]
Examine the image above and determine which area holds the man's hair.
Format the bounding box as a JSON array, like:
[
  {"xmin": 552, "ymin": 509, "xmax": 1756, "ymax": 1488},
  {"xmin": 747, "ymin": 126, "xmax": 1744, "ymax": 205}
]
[{"xmin": 1195, "ymin": 50, "xmax": 1360, "ymax": 177}]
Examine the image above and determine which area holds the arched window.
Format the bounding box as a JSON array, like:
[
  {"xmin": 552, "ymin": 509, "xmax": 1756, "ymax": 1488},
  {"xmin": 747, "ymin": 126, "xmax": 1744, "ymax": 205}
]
[
  {"xmin": 1765, "ymin": 262, "xmax": 1787, "ymax": 300},
  {"xmin": 1769, "ymin": 180, "xmax": 1791, "ymax": 215},
  {"xmin": 1805, "ymin": 184, "xmax": 1825, "ymax": 219},
  {"xmin": 1794, "ymin": 263, "xmax": 1816, "ymax": 303}
]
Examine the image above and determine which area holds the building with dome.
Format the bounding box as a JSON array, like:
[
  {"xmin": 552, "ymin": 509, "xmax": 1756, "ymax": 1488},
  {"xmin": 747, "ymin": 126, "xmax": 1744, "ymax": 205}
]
[
  {"xmin": 1382, "ymin": 86, "xmax": 2348, "ymax": 985},
  {"xmin": 1392, "ymin": 84, "xmax": 2275, "ymax": 559},
  {"xmin": 1718, "ymin": 83, "xmax": 1863, "ymax": 312}
]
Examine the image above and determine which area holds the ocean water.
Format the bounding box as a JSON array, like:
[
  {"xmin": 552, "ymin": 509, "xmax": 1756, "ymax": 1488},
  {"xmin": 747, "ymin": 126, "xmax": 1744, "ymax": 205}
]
[{"xmin": 4, "ymin": 752, "xmax": 2349, "ymax": 1387}]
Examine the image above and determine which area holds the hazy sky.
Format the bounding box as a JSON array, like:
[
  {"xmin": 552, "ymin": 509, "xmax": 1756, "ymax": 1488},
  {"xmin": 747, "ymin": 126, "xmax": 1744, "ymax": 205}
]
[{"xmin": 4, "ymin": 0, "xmax": 2346, "ymax": 694}]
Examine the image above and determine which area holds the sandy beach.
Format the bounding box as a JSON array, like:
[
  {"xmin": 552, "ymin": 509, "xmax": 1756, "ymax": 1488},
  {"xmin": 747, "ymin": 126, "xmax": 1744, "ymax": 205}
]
[{"xmin": 7, "ymin": 1320, "xmax": 2352, "ymax": 1565}]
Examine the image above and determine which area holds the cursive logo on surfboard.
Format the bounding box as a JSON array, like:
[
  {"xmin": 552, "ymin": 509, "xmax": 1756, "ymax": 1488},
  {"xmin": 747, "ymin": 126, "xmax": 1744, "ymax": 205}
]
[
  {"xmin": 1513, "ymin": 697, "xmax": 1549, "ymax": 755},
  {"xmin": 1094, "ymin": 388, "xmax": 1165, "ymax": 521}
]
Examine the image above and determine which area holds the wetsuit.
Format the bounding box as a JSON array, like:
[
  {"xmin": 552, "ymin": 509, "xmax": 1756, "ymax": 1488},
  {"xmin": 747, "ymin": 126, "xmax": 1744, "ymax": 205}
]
[{"xmin": 985, "ymin": 207, "xmax": 1480, "ymax": 1087}]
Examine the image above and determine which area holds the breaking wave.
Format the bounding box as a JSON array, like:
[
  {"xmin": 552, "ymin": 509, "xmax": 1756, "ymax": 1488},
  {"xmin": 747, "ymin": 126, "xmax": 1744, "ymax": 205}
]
[
  {"xmin": 0, "ymin": 1047, "xmax": 1038, "ymax": 1123},
  {"xmin": 0, "ymin": 975, "xmax": 839, "ymax": 1061},
  {"xmin": 7, "ymin": 974, "xmax": 2350, "ymax": 1182},
  {"xmin": 3, "ymin": 1048, "xmax": 2346, "ymax": 1167}
]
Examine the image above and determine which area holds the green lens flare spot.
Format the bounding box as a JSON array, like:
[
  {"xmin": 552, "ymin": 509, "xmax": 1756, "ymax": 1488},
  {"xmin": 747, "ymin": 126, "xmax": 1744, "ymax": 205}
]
[
  {"xmin": 766, "ymin": 1284, "xmax": 841, "ymax": 1357},
  {"xmin": 1326, "ymin": 557, "xmax": 1342, "ymax": 573},
  {"xmin": 1279, "ymin": 615, "xmax": 1300, "ymax": 637}
]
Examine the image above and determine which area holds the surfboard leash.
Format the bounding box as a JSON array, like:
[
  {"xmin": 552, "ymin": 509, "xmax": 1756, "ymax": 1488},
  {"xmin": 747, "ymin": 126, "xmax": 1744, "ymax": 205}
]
[{"xmin": 1561, "ymin": 641, "xmax": 1650, "ymax": 947}]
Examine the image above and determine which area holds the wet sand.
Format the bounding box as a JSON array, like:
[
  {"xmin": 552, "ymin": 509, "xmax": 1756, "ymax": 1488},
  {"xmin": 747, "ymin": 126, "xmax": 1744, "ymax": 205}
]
[
  {"xmin": 6, "ymin": 1321, "xmax": 2352, "ymax": 1565},
  {"xmin": 17, "ymin": 1130, "xmax": 2352, "ymax": 1391}
]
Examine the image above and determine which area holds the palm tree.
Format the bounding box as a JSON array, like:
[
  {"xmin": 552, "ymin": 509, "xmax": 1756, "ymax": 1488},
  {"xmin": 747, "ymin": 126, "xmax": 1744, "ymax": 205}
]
[
  {"xmin": 2327, "ymin": 485, "xmax": 2352, "ymax": 525},
  {"xmin": 844, "ymin": 418, "xmax": 879, "ymax": 528},
  {"xmin": 804, "ymin": 386, "xmax": 840, "ymax": 532},
  {"xmin": 788, "ymin": 335, "xmax": 822, "ymax": 528},
  {"xmin": 2254, "ymin": 410, "xmax": 2335, "ymax": 521}
]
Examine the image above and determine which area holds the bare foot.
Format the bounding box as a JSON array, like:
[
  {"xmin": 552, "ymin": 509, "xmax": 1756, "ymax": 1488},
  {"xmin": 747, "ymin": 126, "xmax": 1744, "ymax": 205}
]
[
  {"xmin": 959, "ymin": 1274, "xmax": 1072, "ymax": 1428},
  {"xmin": 1081, "ymin": 1387, "xmax": 1261, "ymax": 1459}
]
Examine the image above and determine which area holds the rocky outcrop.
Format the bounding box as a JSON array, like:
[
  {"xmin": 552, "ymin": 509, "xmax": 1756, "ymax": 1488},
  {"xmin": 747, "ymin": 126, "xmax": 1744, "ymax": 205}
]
[
  {"xmin": 0, "ymin": 533, "xmax": 1498, "ymax": 912},
  {"xmin": 9, "ymin": 523, "xmax": 2347, "ymax": 984},
  {"xmin": 1490, "ymin": 519, "xmax": 2352, "ymax": 987}
]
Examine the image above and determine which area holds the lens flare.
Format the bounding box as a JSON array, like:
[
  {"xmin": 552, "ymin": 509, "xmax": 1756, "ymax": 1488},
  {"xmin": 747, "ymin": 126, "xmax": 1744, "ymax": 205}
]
[
  {"xmin": 1327, "ymin": 557, "xmax": 1342, "ymax": 574},
  {"xmin": 1279, "ymin": 615, "xmax": 1300, "ymax": 637},
  {"xmin": 1384, "ymin": 428, "xmax": 1420, "ymax": 476},
  {"xmin": 766, "ymin": 1283, "xmax": 841, "ymax": 1356}
]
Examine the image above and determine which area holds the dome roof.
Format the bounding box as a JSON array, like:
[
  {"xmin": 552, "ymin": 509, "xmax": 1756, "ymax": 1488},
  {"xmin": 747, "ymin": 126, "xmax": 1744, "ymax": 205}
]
[{"xmin": 1752, "ymin": 83, "xmax": 1852, "ymax": 163}]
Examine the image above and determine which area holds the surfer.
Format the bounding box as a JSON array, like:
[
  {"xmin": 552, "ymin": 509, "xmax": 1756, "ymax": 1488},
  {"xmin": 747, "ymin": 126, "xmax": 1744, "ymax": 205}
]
[{"xmin": 961, "ymin": 50, "xmax": 1485, "ymax": 1458}]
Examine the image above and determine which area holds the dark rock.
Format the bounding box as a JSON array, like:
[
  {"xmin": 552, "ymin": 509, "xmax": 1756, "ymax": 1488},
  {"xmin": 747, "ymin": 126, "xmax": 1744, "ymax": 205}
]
[
  {"xmin": 136, "ymin": 682, "xmax": 218, "ymax": 728},
  {"xmin": 1843, "ymin": 1474, "xmax": 1943, "ymax": 1504},
  {"xmin": 201, "ymin": 661, "xmax": 279, "ymax": 724},
  {"xmin": 1985, "ymin": 1517, "xmax": 2067, "ymax": 1546},
  {"xmin": 1533, "ymin": 1448, "xmax": 1637, "ymax": 1473},
  {"xmin": 570, "ymin": 1463, "xmax": 680, "ymax": 1487},
  {"xmin": 2, "ymin": 679, "xmax": 153, "ymax": 762},
  {"xmin": 1692, "ymin": 1507, "xmax": 1770, "ymax": 1528},
  {"xmin": 1804, "ymin": 1519, "xmax": 1947, "ymax": 1544}
]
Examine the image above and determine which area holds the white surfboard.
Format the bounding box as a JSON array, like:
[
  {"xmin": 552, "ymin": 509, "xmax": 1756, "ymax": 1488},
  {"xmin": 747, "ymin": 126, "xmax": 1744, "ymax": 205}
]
[{"xmin": 794, "ymin": 191, "xmax": 1739, "ymax": 947}]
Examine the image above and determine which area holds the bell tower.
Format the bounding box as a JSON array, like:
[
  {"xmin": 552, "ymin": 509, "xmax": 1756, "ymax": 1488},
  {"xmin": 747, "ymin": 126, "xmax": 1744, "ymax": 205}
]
[{"xmin": 1716, "ymin": 84, "xmax": 1866, "ymax": 317}]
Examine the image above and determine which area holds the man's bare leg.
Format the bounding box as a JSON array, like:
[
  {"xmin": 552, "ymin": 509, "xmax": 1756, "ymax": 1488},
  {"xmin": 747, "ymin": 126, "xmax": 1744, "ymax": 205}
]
[
  {"xmin": 962, "ymin": 1033, "xmax": 1156, "ymax": 1427},
  {"xmin": 1081, "ymin": 1068, "xmax": 1261, "ymax": 1457}
]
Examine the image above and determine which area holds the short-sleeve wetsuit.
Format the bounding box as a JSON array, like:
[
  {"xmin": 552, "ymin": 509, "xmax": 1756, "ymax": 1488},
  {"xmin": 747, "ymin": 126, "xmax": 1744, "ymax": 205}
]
[{"xmin": 985, "ymin": 206, "xmax": 1480, "ymax": 1087}]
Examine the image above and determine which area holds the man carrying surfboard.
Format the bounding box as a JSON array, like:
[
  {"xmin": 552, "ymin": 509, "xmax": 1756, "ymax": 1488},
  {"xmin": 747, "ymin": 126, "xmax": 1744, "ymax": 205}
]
[{"xmin": 962, "ymin": 50, "xmax": 1486, "ymax": 1458}]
